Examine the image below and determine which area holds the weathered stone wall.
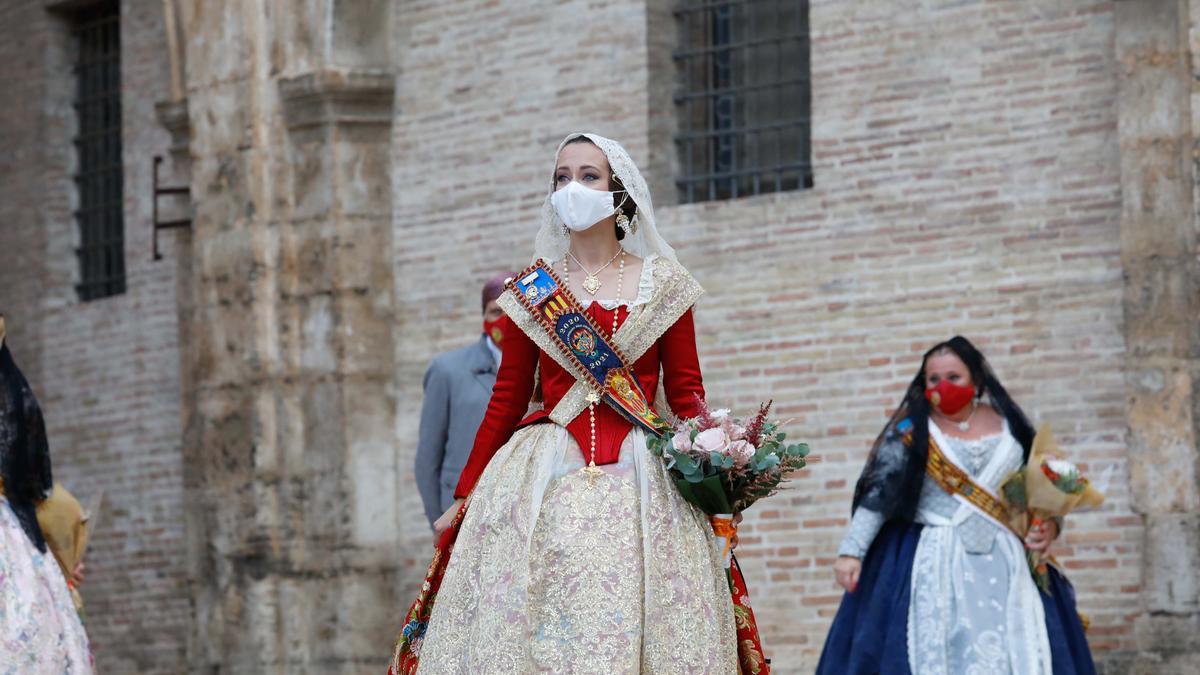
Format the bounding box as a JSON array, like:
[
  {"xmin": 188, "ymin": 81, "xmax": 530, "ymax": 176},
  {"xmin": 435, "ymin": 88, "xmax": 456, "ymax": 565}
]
[
  {"xmin": 1117, "ymin": 1, "xmax": 1200, "ymax": 672},
  {"xmin": 173, "ymin": 1, "xmax": 400, "ymax": 671},
  {"xmin": 0, "ymin": 1, "xmax": 190, "ymax": 672}
]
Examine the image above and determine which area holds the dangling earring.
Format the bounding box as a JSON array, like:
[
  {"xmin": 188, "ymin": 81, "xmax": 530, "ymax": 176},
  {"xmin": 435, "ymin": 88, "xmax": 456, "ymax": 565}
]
[
  {"xmin": 629, "ymin": 213, "xmax": 639, "ymax": 235},
  {"xmin": 615, "ymin": 210, "xmax": 631, "ymax": 236}
]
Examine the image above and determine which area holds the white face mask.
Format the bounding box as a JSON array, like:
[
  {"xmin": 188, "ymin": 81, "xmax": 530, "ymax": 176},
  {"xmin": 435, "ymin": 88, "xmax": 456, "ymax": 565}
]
[{"xmin": 551, "ymin": 180, "xmax": 621, "ymax": 232}]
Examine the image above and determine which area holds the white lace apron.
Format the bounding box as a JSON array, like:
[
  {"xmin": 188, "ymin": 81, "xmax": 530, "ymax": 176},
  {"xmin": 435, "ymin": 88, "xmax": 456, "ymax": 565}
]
[{"xmin": 908, "ymin": 421, "xmax": 1053, "ymax": 675}]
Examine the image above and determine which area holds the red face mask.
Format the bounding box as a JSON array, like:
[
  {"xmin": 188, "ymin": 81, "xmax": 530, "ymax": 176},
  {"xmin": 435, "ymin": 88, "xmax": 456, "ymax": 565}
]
[
  {"xmin": 483, "ymin": 318, "xmax": 503, "ymax": 349},
  {"xmin": 925, "ymin": 380, "xmax": 975, "ymax": 415}
]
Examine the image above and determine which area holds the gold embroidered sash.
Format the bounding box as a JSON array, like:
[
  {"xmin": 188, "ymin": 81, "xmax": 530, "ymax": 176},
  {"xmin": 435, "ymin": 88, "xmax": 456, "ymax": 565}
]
[{"xmin": 926, "ymin": 437, "xmax": 1024, "ymax": 539}]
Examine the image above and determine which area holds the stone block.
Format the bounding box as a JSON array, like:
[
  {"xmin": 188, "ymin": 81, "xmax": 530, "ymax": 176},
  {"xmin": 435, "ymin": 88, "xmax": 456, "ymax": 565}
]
[
  {"xmin": 342, "ymin": 377, "xmax": 398, "ymax": 546},
  {"xmin": 289, "ymin": 137, "xmax": 337, "ymax": 222},
  {"xmin": 181, "ymin": 0, "xmax": 249, "ymax": 85},
  {"xmin": 1117, "ymin": 138, "xmax": 1193, "ymax": 231},
  {"xmin": 299, "ymin": 293, "xmax": 338, "ymax": 375},
  {"xmin": 1133, "ymin": 614, "xmax": 1200, "ymax": 672},
  {"xmin": 332, "ymin": 0, "xmax": 392, "ymax": 69},
  {"xmin": 334, "ymin": 571, "xmax": 399, "ymax": 657},
  {"xmin": 1122, "ymin": 264, "xmax": 1200, "ymax": 359},
  {"xmin": 276, "ymin": 0, "xmax": 331, "ymax": 75},
  {"xmin": 276, "ymin": 218, "xmax": 337, "ymax": 298},
  {"xmin": 333, "ymin": 288, "xmax": 396, "ymax": 375},
  {"xmin": 332, "ymin": 136, "xmax": 392, "ymax": 218},
  {"xmin": 1126, "ymin": 362, "xmax": 1200, "ymax": 513},
  {"xmin": 1143, "ymin": 513, "xmax": 1200, "ymax": 613},
  {"xmin": 331, "ymin": 217, "xmax": 395, "ymax": 293}
]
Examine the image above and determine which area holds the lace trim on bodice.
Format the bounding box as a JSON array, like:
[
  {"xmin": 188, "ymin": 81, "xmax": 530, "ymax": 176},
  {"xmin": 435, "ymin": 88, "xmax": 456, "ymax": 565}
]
[{"xmin": 542, "ymin": 253, "xmax": 658, "ymax": 310}]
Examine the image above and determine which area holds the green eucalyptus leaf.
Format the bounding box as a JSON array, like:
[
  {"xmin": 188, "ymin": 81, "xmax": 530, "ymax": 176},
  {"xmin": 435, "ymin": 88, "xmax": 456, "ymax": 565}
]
[{"xmin": 673, "ymin": 453, "xmax": 698, "ymax": 473}]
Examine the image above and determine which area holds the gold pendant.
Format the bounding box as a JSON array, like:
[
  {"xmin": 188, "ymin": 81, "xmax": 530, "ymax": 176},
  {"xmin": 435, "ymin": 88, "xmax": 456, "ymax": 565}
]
[
  {"xmin": 581, "ymin": 464, "xmax": 604, "ymax": 488},
  {"xmin": 582, "ymin": 274, "xmax": 602, "ymax": 295}
]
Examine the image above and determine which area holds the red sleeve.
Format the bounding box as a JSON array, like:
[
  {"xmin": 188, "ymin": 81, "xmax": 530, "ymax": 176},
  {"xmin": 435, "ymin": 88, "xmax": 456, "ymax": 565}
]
[
  {"xmin": 659, "ymin": 308, "xmax": 705, "ymax": 419},
  {"xmin": 453, "ymin": 314, "xmax": 539, "ymax": 498}
]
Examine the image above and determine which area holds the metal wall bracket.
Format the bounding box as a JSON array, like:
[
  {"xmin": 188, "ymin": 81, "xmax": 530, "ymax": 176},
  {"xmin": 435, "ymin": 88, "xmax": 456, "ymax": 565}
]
[{"xmin": 152, "ymin": 155, "xmax": 191, "ymax": 260}]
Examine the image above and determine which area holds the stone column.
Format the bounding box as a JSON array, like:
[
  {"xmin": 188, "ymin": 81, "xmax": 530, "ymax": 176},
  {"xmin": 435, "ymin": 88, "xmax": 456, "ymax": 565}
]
[
  {"xmin": 1115, "ymin": 1, "xmax": 1200, "ymax": 672},
  {"xmin": 174, "ymin": 1, "xmax": 399, "ymax": 671}
]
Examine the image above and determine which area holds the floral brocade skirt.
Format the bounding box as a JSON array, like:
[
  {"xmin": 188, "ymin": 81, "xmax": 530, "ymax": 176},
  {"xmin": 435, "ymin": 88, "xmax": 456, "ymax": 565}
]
[{"xmin": 414, "ymin": 423, "xmax": 738, "ymax": 674}]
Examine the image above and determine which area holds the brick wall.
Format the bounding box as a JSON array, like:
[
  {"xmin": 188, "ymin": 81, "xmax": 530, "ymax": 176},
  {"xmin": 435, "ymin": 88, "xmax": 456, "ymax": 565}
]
[
  {"xmin": 391, "ymin": 1, "xmax": 1138, "ymax": 671},
  {"xmin": 0, "ymin": 1, "xmax": 189, "ymax": 672}
]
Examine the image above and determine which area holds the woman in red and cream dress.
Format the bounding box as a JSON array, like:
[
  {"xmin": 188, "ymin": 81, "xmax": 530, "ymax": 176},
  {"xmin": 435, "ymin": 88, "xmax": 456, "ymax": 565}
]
[{"xmin": 389, "ymin": 134, "xmax": 761, "ymax": 674}]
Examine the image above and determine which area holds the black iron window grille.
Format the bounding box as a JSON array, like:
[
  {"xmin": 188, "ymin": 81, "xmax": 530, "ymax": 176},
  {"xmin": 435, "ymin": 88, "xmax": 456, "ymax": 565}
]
[
  {"xmin": 72, "ymin": 1, "xmax": 125, "ymax": 301},
  {"xmin": 674, "ymin": 0, "xmax": 813, "ymax": 204}
]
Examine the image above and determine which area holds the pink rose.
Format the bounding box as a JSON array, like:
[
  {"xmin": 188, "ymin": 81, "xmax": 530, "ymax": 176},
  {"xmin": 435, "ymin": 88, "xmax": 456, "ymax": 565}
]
[
  {"xmin": 724, "ymin": 422, "xmax": 748, "ymax": 442},
  {"xmin": 693, "ymin": 427, "xmax": 731, "ymax": 455},
  {"xmin": 727, "ymin": 440, "xmax": 756, "ymax": 468},
  {"xmin": 671, "ymin": 430, "xmax": 693, "ymax": 453}
]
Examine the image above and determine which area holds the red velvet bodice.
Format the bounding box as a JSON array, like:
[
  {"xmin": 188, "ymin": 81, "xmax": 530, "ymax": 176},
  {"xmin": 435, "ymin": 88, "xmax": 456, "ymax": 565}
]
[{"xmin": 454, "ymin": 303, "xmax": 703, "ymax": 498}]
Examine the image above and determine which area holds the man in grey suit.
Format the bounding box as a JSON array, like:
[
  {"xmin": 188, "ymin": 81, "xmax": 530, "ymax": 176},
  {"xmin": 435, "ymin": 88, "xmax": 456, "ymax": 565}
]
[{"xmin": 415, "ymin": 273, "xmax": 510, "ymax": 532}]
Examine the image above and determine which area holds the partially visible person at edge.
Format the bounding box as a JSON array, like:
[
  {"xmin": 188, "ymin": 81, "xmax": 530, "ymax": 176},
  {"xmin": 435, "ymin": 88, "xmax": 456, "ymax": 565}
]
[
  {"xmin": 817, "ymin": 336, "xmax": 1096, "ymax": 675},
  {"xmin": 389, "ymin": 133, "xmax": 761, "ymax": 673},
  {"xmin": 0, "ymin": 315, "xmax": 93, "ymax": 673},
  {"xmin": 414, "ymin": 272, "xmax": 512, "ymax": 541}
]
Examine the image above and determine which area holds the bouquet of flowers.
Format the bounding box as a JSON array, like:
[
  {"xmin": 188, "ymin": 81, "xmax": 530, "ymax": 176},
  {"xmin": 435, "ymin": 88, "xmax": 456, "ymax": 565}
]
[
  {"xmin": 1000, "ymin": 425, "xmax": 1106, "ymax": 591},
  {"xmin": 647, "ymin": 397, "xmax": 810, "ymax": 579}
]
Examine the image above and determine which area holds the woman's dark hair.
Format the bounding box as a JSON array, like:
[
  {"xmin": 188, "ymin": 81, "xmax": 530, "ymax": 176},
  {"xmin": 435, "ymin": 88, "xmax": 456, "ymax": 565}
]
[
  {"xmin": 0, "ymin": 341, "xmax": 53, "ymax": 551},
  {"xmin": 851, "ymin": 335, "xmax": 1036, "ymax": 521},
  {"xmin": 561, "ymin": 136, "xmax": 638, "ymax": 241}
]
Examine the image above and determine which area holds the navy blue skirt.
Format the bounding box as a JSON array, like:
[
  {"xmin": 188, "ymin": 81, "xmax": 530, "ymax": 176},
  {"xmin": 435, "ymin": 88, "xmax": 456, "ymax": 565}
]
[{"xmin": 816, "ymin": 522, "xmax": 1096, "ymax": 675}]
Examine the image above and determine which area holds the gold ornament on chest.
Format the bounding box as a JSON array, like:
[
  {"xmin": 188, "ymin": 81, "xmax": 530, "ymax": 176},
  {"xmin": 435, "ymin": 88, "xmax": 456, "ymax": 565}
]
[{"xmin": 567, "ymin": 249, "xmax": 622, "ymax": 297}]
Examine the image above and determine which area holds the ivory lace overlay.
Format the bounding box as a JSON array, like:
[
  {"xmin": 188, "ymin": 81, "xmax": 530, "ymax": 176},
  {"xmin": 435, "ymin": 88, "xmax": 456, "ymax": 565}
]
[{"xmin": 416, "ymin": 426, "xmax": 736, "ymax": 674}]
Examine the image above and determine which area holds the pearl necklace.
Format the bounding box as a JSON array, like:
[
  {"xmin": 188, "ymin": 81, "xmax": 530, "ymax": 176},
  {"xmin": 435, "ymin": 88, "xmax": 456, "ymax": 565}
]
[{"xmin": 562, "ymin": 251, "xmax": 625, "ymax": 486}]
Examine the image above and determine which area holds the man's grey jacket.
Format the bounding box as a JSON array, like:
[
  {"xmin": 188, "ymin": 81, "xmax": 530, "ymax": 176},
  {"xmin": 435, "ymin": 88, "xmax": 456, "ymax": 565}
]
[{"xmin": 414, "ymin": 335, "xmax": 498, "ymax": 526}]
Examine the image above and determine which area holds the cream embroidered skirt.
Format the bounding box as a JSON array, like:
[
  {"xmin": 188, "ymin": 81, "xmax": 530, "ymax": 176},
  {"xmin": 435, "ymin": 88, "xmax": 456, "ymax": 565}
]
[{"xmin": 416, "ymin": 423, "xmax": 737, "ymax": 674}]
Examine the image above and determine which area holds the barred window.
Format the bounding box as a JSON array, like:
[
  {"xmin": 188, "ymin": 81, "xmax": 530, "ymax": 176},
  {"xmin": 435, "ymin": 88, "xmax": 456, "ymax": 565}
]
[
  {"xmin": 72, "ymin": 1, "xmax": 125, "ymax": 301},
  {"xmin": 674, "ymin": 0, "xmax": 813, "ymax": 203}
]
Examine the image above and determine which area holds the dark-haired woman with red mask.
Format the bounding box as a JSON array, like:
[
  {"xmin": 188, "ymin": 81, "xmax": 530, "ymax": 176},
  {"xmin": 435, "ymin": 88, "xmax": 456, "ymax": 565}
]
[{"xmin": 817, "ymin": 336, "xmax": 1095, "ymax": 675}]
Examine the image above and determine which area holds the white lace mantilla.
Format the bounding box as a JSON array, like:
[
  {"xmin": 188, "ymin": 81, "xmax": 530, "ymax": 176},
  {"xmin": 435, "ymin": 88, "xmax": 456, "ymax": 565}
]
[
  {"xmin": 908, "ymin": 421, "xmax": 1053, "ymax": 675},
  {"xmin": 535, "ymin": 133, "xmax": 677, "ymax": 265}
]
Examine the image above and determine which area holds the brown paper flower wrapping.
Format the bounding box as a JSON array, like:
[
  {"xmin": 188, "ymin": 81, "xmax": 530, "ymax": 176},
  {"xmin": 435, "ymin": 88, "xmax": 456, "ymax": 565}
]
[{"xmin": 1023, "ymin": 425, "xmax": 1105, "ymax": 516}]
